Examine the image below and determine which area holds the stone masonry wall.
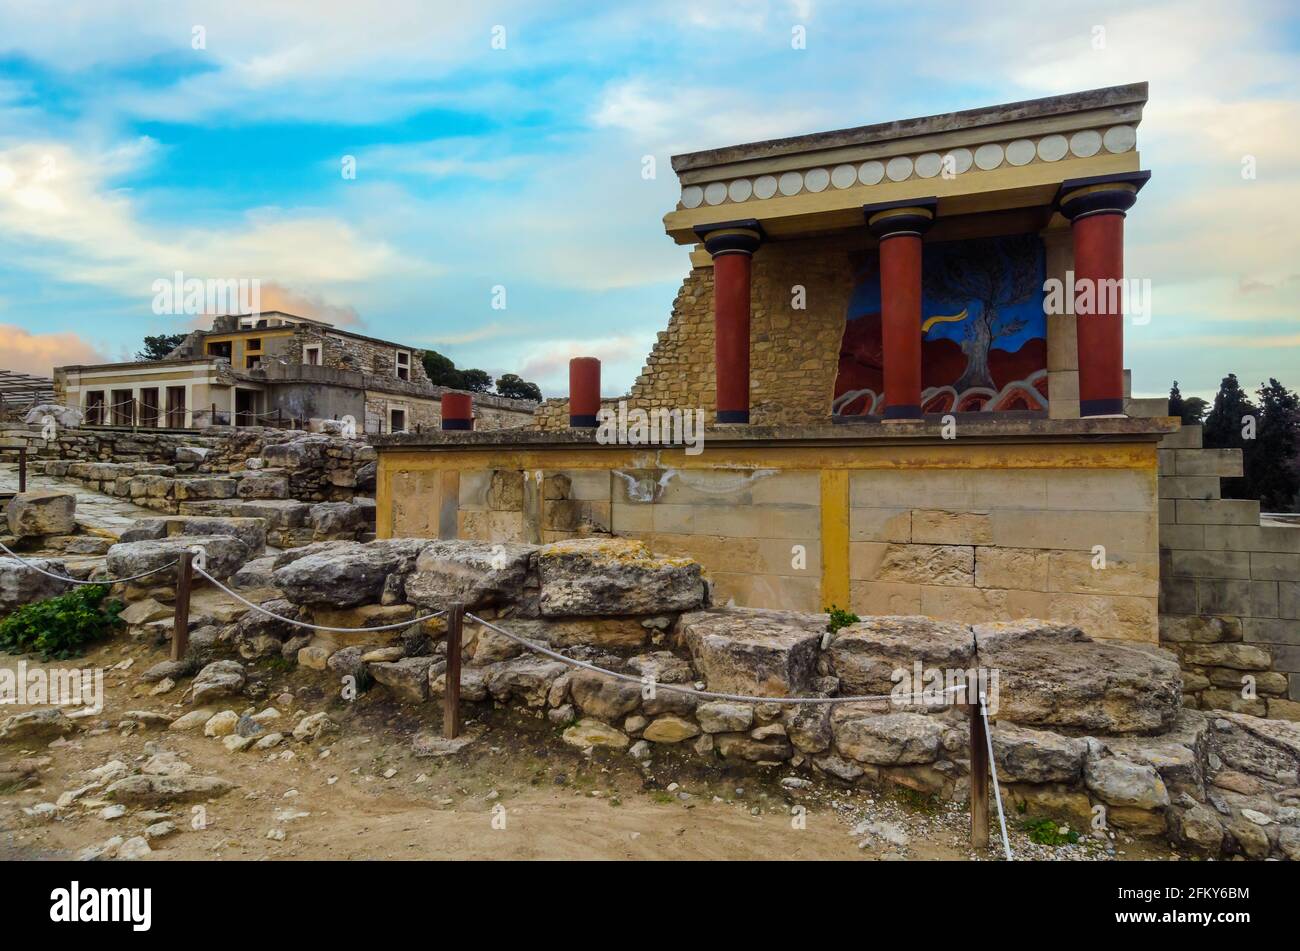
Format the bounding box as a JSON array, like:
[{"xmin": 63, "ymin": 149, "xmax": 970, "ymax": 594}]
[
  {"xmin": 536, "ymin": 233, "xmax": 857, "ymax": 430},
  {"xmin": 380, "ymin": 440, "xmax": 1161, "ymax": 642},
  {"xmin": 1158, "ymin": 423, "xmax": 1300, "ymax": 720}
]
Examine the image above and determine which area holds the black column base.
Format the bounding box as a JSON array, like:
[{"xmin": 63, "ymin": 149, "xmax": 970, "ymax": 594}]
[
  {"xmin": 716, "ymin": 409, "xmax": 749, "ymax": 424},
  {"xmin": 1079, "ymin": 398, "xmax": 1125, "ymax": 416},
  {"xmin": 570, "ymin": 414, "xmax": 598, "ymax": 428},
  {"xmin": 441, "ymin": 419, "xmax": 472, "ymax": 430},
  {"xmin": 882, "ymin": 404, "xmax": 922, "ymax": 420}
]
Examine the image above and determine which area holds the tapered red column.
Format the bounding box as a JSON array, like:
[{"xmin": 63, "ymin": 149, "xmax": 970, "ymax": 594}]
[
  {"xmin": 1057, "ymin": 171, "xmax": 1150, "ymax": 417},
  {"xmin": 695, "ymin": 219, "xmax": 763, "ymax": 424},
  {"xmin": 569, "ymin": 357, "xmax": 601, "ymax": 427},
  {"xmin": 441, "ymin": 392, "xmax": 473, "ymax": 430},
  {"xmin": 864, "ymin": 199, "xmax": 937, "ymax": 420}
]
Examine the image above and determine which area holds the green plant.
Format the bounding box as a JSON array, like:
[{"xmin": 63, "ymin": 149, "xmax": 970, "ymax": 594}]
[
  {"xmin": 825, "ymin": 605, "xmax": 860, "ymax": 634},
  {"xmin": 1022, "ymin": 817, "xmax": 1079, "ymax": 846},
  {"xmin": 0, "ymin": 585, "xmax": 123, "ymax": 660}
]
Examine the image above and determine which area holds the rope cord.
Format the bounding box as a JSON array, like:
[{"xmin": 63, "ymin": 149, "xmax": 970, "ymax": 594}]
[
  {"xmin": 194, "ymin": 565, "xmax": 446, "ymax": 633},
  {"xmin": 0, "ymin": 539, "xmax": 180, "ymax": 586},
  {"xmin": 466, "ymin": 612, "xmax": 970, "ymax": 707},
  {"xmin": 980, "ymin": 691, "xmax": 1013, "ymax": 861}
]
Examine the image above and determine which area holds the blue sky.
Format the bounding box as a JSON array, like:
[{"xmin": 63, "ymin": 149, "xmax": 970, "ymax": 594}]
[{"xmin": 0, "ymin": 0, "xmax": 1297, "ymax": 401}]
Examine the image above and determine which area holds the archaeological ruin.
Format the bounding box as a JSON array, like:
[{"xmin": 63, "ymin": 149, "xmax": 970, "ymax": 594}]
[{"xmin": 1, "ymin": 82, "xmax": 1298, "ymax": 863}]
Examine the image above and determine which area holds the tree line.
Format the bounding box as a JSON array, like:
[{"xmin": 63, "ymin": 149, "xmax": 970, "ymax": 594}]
[{"xmin": 1169, "ymin": 375, "xmax": 1300, "ymax": 512}]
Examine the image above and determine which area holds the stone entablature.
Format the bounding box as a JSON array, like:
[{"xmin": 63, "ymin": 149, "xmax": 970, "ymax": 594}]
[{"xmin": 666, "ymin": 83, "xmax": 1145, "ymax": 242}]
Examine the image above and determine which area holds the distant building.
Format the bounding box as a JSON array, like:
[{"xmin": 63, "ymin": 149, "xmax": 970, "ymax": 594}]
[{"xmin": 53, "ymin": 311, "xmax": 536, "ymax": 433}]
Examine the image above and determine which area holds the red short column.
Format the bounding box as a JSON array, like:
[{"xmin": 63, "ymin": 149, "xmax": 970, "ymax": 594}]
[
  {"xmin": 1057, "ymin": 171, "xmax": 1150, "ymax": 417},
  {"xmin": 864, "ymin": 199, "xmax": 936, "ymax": 420},
  {"xmin": 694, "ymin": 219, "xmax": 763, "ymax": 424},
  {"xmin": 441, "ymin": 392, "xmax": 473, "ymax": 430},
  {"xmin": 569, "ymin": 357, "xmax": 601, "ymax": 427}
]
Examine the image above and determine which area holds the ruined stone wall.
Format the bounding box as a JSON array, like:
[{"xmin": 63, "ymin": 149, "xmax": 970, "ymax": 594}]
[
  {"xmin": 378, "ymin": 437, "xmax": 1162, "ymax": 643},
  {"xmin": 1157, "ymin": 424, "xmax": 1300, "ymax": 720},
  {"xmin": 535, "ymin": 235, "xmax": 855, "ymax": 430},
  {"xmin": 290, "ymin": 325, "xmax": 432, "ymax": 386}
]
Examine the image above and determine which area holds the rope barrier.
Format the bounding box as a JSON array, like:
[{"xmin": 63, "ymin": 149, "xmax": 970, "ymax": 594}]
[
  {"xmin": 466, "ymin": 611, "xmax": 970, "ymax": 707},
  {"xmin": 0, "ymin": 539, "xmax": 179, "ymax": 586},
  {"xmin": 980, "ymin": 690, "xmax": 1013, "ymax": 861},
  {"xmin": 194, "ymin": 566, "xmax": 447, "ymax": 633}
]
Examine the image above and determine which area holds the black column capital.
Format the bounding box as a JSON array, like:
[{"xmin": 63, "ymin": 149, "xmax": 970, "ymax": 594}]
[
  {"xmin": 863, "ymin": 197, "xmax": 938, "ymax": 240},
  {"xmin": 694, "ymin": 219, "xmax": 764, "ymax": 257},
  {"xmin": 1056, "ymin": 170, "xmax": 1151, "ymax": 221}
]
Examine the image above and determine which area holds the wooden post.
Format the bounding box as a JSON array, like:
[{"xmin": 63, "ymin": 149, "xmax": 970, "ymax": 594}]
[
  {"xmin": 969, "ymin": 697, "xmax": 990, "ymax": 850},
  {"xmin": 443, "ymin": 602, "xmax": 465, "ymax": 739},
  {"xmin": 17, "ymin": 447, "xmax": 26, "ymax": 493},
  {"xmin": 171, "ymin": 549, "xmax": 194, "ymax": 662}
]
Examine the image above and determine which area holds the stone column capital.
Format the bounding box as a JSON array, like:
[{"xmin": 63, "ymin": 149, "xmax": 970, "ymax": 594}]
[
  {"xmin": 863, "ymin": 197, "xmax": 938, "ymax": 240},
  {"xmin": 1056, "ymin": 170, "xmax": 1151, "ymax": 222},
  {"xmin": 693, "ymin": 219, "xmax": 764, "ymax": 257}
]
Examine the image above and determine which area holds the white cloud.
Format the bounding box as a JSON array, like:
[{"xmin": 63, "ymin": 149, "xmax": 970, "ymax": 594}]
[{"xmin": 0, "ymin": 141, "xmax": 405, "ymax": 310}]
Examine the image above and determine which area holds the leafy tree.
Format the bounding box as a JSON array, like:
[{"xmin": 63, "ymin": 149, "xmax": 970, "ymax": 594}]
[
  {"xmin": 1202, "ymin": 374, "xmax": 1257, "ymax": 499},
  {"xmin": 458, "ymin": 368, "xmax": 494, "ymax": 393},
  {"xmin": 496, "ymin": 373, "xmax": 542, "ymax": 401},
  {"xmin": 1252, "ymin": 378, "xmax": 1300, "ymax": 511},
  {"xmin": 1168, "ymin": 381, "xmax": 1208, "ymax": 426},
  {"xmin": 136, "ymin": 333, "xmax": 188, "ymax": 361},
  {"xmin": 421, "ymin": 350, "xmax": 493, "ymax": 392},
  {"xmin": 421, "ymin": 350, "xmax": 462, "ymax": 387}
]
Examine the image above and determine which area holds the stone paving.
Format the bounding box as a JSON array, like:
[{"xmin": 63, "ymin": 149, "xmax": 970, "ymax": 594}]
[{"xmin": 0, "ymin": 462, "xmax": 157, "ymax": 538}]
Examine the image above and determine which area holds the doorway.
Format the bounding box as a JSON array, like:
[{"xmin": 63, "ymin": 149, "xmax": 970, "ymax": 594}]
[{"xmin": 165, "ymin": 387, "xmax": 186, "ymax": 428}]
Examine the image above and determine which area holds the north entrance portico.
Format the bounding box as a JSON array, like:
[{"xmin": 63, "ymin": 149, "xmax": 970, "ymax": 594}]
[{"xmin": 664, "ymin": 83, "xmax": 1151, "ymax": 422}]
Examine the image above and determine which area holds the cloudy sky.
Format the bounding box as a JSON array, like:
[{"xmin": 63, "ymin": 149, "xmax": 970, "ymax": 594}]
[{"xmin": 0, "ymin": 0, "xmax": 1296, "ymax": 400}]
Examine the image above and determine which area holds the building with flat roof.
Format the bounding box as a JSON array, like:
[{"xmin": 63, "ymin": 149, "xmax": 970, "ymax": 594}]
[{"xmin": 54, "ymin": 310, "xmax": 537, "ymax": 434}]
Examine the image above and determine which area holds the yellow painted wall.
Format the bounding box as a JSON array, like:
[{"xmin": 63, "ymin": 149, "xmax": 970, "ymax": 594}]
[{"xmin": 378, "ymin": 438, "xmax": 1160, "ymax": 642}]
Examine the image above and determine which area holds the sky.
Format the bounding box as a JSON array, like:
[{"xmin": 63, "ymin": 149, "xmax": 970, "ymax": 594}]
[{"xmin": 0, "ymin": 0, "xmax": 1296, "ymax": 401}]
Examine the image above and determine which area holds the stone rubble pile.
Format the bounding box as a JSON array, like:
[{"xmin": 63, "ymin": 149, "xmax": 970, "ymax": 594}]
[
  {"xmin": 4, "ymin": 426, "xmax": 378, "ymax": 548},
  {"xmin": 86, "ymin": 534, "xmax": 1300, "ymax": 860}
]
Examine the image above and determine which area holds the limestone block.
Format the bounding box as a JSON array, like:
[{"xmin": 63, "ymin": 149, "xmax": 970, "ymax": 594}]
[{"xmin": 5, "ymin": 489, "xmax": 76, "ymax": 537}]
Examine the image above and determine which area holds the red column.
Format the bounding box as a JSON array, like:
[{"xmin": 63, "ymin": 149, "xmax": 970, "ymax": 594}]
[
  {"xmin": 1057, "ymin": 172, "xmax": 1149, "ymax": 417},
  {"xmin": 569, "ymin": 357, "xmax": 601, "ymax": 427},
  {"xmin": 864, "ymin": 200, "xmax": 936, "ymax": 420},
  {"xmin": 695, "ymin": 220, "xmax": 763, "ymax": 424},
  {"xmin": 441, "ymin": 392, "xmax": 473, "ymax": 430}
]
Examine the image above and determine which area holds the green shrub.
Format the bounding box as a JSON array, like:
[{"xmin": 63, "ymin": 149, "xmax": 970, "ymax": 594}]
[
  {"xmin": 1022, "ymin": 817, "xmax": 1080, "ymax": 846},
  {"xmin": 825, "ymin": 604, "xmax": 860, "ymax": 634},
  {"xmin": 0, "ymin": 585, "xmax": 124, "ymax": 660}
]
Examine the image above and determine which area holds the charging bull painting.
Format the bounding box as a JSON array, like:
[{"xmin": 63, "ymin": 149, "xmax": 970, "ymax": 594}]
[{"xmin": 833, "ymin": 233, "xmax": 1049, "ymax": 416}]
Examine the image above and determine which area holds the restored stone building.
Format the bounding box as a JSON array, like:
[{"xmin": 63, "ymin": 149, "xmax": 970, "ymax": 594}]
[
  {"xmin": 55, "ymin": 311, "xmax": 536, "ymax": 434},
  {"xmin": 374, "ymin": 84, "xmax": 1299, "ymax": 715}
]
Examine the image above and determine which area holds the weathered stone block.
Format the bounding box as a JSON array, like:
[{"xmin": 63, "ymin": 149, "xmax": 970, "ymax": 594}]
[
  {"xmin": 537, "ymin": 538, "xmax": 704, "ymax": 617},
  {"xmin": 833, "ymin": 711, "xmax": 944, "ymax": 765},
  {"xmin": 680, "ymin": 607, "xmax": 822, "ymax": 697},
  {"xmin": 5, "ymin": 489, "xmax": 76, "ymax": 537},
  {"xmin": 828, "ymin": 615, "xmax": 974, "ymax": 695}
]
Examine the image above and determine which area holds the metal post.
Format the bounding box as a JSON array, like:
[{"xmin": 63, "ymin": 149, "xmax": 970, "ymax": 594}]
[
  {"xmin": 969, "ymin": 698, "xmax": 990, "ymax": 850},
  {"xmin": 444, "ymin": 602, "xmax": 465, "ymax": 739},
  {"xmin": 171, "ymin": 549, "xmax": 194, "ymax": 662},
  {"xmin": 17, "ymin": 447, "xmax": 26, "ymax": 493}
]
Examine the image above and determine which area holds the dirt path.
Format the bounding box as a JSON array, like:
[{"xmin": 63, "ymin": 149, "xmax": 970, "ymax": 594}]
[{"xmin": 1, "ymin": 623, "xmax": 1175, "ymax": 862}]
